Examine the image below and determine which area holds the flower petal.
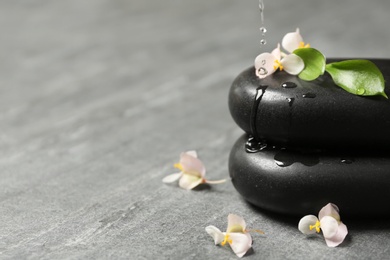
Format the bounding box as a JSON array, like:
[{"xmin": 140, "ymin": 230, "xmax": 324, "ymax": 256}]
[
  {"xmin": 205, "ymin": 226, "xmax": 225, "ymax": 245},
  {"xmin": 228, "ymin": 233, "xmax": 252, "ymax": 258},
  {"xmin": 180, "ymin": 151, "xmax": 205, "ymax": 177},
  {"xmin": 185, "ymin": 150, "xmax": 198, "ymax": 158},
  {"xmin": 162, "ymin": 172, "xmax": 182, "ymax": 183},
  {"xmin": 319, "ymin": 203, "xmax": 341, "ymax": 222},
  {"xmin": 254, "ymin": 52, "xmax": 277, "ymax": 79},
  {"xmin": 205, "ymin": 179, "xmax": 226, "ymax": 185},
  {"xmin": 281, "ymin": 54, "xmax": 304, "ymax": 75},
  {"xmin": 271, "ymin": 43, "xmax": 282, "ymax": 61},
  {"xmin": 320, "ymin": 216, "xmax": 339, "ymax": 239},
  {"xmin": 298, "ymin": 215, "xmax": 319, "ymax": 235},
  {"xmin": 178, "ymin": 173, "xmax": 202, "ymax": 190},
  {"xmin": 324, "ymin": 222, "xmax": 348, "ymax": 247},
  {"xmin": 282, "ymin": 28, "xmax": 303, "ymax": 53},
  {"xmin": 227, "ymin": 214, "xmax": 246, "ymax": 233}
]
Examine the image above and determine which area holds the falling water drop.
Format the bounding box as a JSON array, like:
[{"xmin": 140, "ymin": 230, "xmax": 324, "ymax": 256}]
[
  {"xmin": 258, "ymin": 0, "xmax": 264, "ymax": 22},
  {"xmin": 258, "ymin": 0, "xmax": 266, "ymax": 48}
]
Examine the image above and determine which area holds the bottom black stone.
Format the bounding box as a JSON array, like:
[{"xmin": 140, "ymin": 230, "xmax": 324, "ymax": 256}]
[{"xmin": 229, "ymin": 134, "xmax": 390, "ymax": 217}]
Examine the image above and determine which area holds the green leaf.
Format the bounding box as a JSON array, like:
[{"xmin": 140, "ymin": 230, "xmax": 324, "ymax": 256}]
[
  {"xmin": 293, "ymin": 48, "xmax": 326, "ymax": 81},
  {"xmin": 325, "ymin": 60, "xmax": 387, "ymax": 98}
]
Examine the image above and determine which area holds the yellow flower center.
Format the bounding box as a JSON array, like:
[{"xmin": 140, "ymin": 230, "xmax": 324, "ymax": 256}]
[
  {"xmin": 221, "ymin": 234, "xmax": 233, "ymax": 246},
  {"xmin": 309, "ymin": 220, "xmax": 321, "ymax": 233},
  {"xmin": 273, "ymin": 60, "xmax": 284, "ymax": 71},
  {"xmin": 174, "ymin": 163, "xmax": 184, "ymax": 172},
  {"xmin": 299, "ymin": 41, "xmax": 310, "ymax": 48}
]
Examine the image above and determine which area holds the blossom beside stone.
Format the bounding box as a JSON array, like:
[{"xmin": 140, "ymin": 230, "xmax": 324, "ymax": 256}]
[{"xmin": 298, "ymin": 203, "xmax": 348, "ymax": 247}]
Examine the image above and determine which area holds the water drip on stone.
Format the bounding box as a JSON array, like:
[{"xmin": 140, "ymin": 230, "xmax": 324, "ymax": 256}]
[
  {"xmin": 281, "ymin": 82, "xmax": 297, "ymax": 88},
  {"xmin": 250, "ymin": 85, "xmax": 267, "ymax": 141},
  {"xmin": 286, "ymin": 98, "xmax": 295, "ymax": 107},
  {"xmin": 341, "ymin": 158, "xmax": 355, "ymax": 164},
  {"xmin": 274, "ymin": 150, "xmax": 320, "ymax": 167},
  {"xmin": 302, "ymin": 93, "xmax": 316, "ymax": 98},
  {"xmin": 246, "ymin": 136, "xmax": 267, "ymax": 153}
]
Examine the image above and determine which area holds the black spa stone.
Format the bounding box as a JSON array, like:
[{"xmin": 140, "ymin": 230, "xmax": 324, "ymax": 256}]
[
  {"xmin": 229, "ymin": 134, "xmax": 390, "ymax": 217},
  {"xmin": 228, "ymin": 59, "xmax": 390, "ymax": 150},
  {"xmin": 228, "ymin": 59, "xmax": 390, "ymax": 217}
]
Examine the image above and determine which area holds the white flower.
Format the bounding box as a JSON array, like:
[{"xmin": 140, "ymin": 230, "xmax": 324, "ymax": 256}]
[
  {"xmin": 254, "ymin": 28, "xmax": 310, "ymax": 79},
  {"xmin": 282, "ymin": 28, "xmax": 310, "ymax": 53},
  {"xmin": 298, "ymin": 203, "xmax": 348, "ymax": 247},
  {"xmin": 205, "ymin": 214, "xmax": 254, "ymax": 258},
  {"xmin": 162, "ymin": 151, "xmax": 226, "ymax": 190}
]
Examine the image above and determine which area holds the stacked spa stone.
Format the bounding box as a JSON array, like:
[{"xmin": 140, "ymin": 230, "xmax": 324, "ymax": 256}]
[{"xmin": 228, "ymin": 59, "xmax": 390, "ymax": 217}]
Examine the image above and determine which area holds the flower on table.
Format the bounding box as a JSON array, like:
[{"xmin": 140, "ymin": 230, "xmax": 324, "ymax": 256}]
[
  {"xmin": 205, "ymin": 214, "xmax": 264, "ymax": 258},
  {"xmin": 162, "ymin": 151, "xmax": 226, "ymax": 190},
  {"xmin": 298, "ymin": 203, "xmax": 348, "ymax": 247},
  {"xmin": 254, "ymin": 28, "xmax": 309, "ymax": 79}
]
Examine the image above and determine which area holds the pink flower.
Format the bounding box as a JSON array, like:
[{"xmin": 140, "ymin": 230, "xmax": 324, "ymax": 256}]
[
  {"xmin": 162, "ymin": 151, "xmax": 226, "ymax": 190},
  {"xmin": 254, "ymin": 28, "xmax": 309, "ymax": 79},
  {"xmin": 298, "ymin": 203, "xmax": 348, "ymax": 247},
  {"xmin": 205, "ymin": 214, "xmax": 254, "ymax": 258}
]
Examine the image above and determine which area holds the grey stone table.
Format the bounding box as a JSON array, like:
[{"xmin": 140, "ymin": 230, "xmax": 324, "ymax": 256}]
[{"xmin": 1, "ymin": 0, "xmax": 389, "ymax": 259}]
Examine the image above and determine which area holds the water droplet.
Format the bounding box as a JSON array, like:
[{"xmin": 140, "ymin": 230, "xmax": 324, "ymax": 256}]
[
  {"xmin": 258, "ymin": 0, "xmax": 264, "ymax": 12},
  {"xmin": 258, "ymin": 0, "xmax": 266, "ymax": 49},
  {"xmin": 258, "ymin": 67, "xmax": 268, "ymax": 75},
  {"xmin": 274, "ymin": 150, "xmax": 320, "ymax": 167},
  {"xmin": 246, "ymin": 136, "xmax": 267, "ymax": 153},
  {"xmin": 341, "ymin": 158, "xmax": 355, "ymax": 164},
  {"xmin": 302, "ymin": 93, "xmax": 316, "ymax": 98},
  {"xmin": 261, "ymin": 59, "xmax": 266, "ymax": 65},
  {"xmin": 281, "ymin": 82, "xmax": 297, "ymax": 88},
  {"xmin": 286, "ymin": 98, "xmax": 295, "ymax": 107},
  {"xmin": 250, "ymin": 86, "xmax": 267, "ymax": 140},
  {"xmin": 357, "ymin": 88, "xmax": 365, "ymax": 95}
]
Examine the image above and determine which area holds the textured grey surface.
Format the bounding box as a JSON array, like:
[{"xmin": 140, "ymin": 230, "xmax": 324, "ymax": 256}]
[{"xmin": 1, "ymin": 0, "xmax": 390, "ymax": 259}]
